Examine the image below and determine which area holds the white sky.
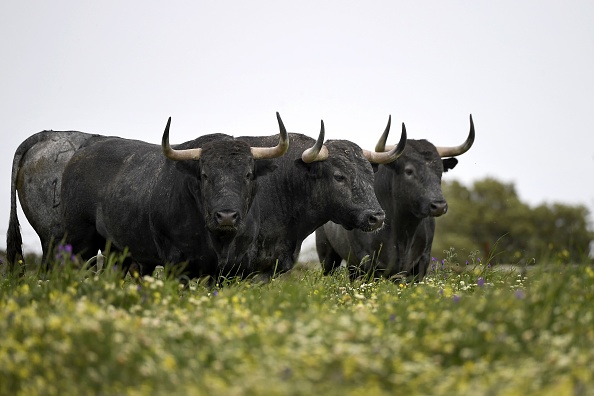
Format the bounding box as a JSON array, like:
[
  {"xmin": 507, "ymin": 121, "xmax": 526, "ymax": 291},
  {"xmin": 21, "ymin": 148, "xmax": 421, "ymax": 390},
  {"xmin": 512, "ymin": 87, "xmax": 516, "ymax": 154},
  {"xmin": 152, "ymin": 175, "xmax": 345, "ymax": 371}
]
[{"xmin": 1, "ymin": 1, "xmax": 594, "ymax": 255}]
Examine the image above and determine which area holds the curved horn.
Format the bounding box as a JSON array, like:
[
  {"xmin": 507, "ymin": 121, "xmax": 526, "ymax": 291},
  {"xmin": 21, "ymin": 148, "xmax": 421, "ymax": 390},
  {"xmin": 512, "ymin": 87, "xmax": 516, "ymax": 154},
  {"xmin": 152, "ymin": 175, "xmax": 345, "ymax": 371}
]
[
  {"xmin": 435, "ymin": 114, "xmax": 475, "ymax": 157},
  {"xmin": 363, "ymin": 121, "xmax": 407, "ymax": 164},
  {"xmin": 374, "ymin": 114, "xmax": 392, "ymax": 152},
  {"xmin": 161, "ymin": 117, "xmax": 203, "ymax": 161},
  {"xmin": 301, "ymin": 120, "xmax": 329, "ymax": 163},
  {"xmin": 250, "ymin": 112, "xmax": 290, "ymax": 159}
]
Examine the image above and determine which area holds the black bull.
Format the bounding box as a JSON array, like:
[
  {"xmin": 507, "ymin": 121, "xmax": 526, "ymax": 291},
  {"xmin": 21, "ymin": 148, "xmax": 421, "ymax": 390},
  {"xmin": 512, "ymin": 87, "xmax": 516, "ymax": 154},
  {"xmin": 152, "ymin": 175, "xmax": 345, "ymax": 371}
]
[
  {"xmin": 60, "ymin": 115, "xmax": 291, "ymax": 278},
  {"xmin": 316, "ymin": 115, "xmax": 475, "ymax": 281},
  {"xmin": 236, "ymin": 118, "xmax": 407, "ymax": 279},
  {"xmin": 7, "ymin": 114, "xmax": 289, "ymax": 277},
  {"xmin": 6, "ymin": 115, "xmax": 407, "ymax": 279}
]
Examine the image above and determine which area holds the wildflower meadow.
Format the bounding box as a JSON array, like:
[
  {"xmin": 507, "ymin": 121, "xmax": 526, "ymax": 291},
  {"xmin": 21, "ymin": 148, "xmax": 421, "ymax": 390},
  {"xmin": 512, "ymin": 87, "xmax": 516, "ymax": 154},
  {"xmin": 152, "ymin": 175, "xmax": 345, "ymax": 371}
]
[{"xmin": 1, "ymin": 249, "xmax": 593, "ymax": 395}]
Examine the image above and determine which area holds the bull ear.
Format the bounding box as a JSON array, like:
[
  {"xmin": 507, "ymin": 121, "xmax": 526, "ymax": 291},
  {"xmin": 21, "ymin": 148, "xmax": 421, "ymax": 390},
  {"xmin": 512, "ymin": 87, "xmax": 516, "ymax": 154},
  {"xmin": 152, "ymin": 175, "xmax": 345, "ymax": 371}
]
[
  {"xmin": 254, "ymin": 159, "xmax": 278, "ymax": 178},
  {"xmin": 294, "ymin": 158, "xmax": 323, "ymax": 178},
  {"xmin": 442, "ymin": 158, "xmax": 458, "ymax": 173}
]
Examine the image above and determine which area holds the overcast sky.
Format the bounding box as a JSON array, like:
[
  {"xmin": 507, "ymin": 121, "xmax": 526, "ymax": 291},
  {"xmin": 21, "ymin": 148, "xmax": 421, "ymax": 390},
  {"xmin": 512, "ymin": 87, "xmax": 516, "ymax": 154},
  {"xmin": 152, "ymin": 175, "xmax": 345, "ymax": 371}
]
[{"xmin": 1, "ymin": 1, "xmax": 593, "ymax": 255}]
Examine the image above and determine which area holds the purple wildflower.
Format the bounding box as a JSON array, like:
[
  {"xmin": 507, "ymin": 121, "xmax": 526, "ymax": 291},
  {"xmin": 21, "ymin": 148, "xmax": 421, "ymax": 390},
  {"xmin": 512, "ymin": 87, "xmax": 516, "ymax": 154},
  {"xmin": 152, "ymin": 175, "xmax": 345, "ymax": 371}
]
[
  {"xmin": 477, "ymin": 277, "xmax": 485, "ymax": 287},
  {"xmin": 515, "ymin": 289, "xmax": 526, "ymax": 299},
  {"xmin": 213, "ymin": 290, "xmax": 219, "ymax": 297},
  {"xmin": 453, "ymin": 295, "xmax": 460, "ymax": 303},
  {"xmin": 56, "ymin": 244, "xmax": 75, "ymax": 262}
]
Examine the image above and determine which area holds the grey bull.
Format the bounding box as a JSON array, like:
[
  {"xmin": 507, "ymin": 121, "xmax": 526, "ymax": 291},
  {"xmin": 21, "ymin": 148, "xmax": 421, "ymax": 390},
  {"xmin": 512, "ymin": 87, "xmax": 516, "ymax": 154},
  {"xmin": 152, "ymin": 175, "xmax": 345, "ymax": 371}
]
[{"xmin": 7, "ymin": 130, "xmax": 98, "ymax": 271}]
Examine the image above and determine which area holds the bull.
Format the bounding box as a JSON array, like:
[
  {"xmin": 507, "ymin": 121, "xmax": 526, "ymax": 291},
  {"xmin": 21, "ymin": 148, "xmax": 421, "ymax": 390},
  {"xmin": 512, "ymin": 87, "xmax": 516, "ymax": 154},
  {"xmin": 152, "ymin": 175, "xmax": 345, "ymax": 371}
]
[
  {"xmin": 7, "ymin": 130, "xmax": 98, "ymax": 271},
  {"xmin": 9, "ymin": 114, "xmax": 289, "ymax": 278},
  {"xmin": 316, "ymin": 115, "xmax": 475, "ymax": 281},
  {"xmin": 237, "ymin": 117, "xmax": 407, "ymax": 279}
]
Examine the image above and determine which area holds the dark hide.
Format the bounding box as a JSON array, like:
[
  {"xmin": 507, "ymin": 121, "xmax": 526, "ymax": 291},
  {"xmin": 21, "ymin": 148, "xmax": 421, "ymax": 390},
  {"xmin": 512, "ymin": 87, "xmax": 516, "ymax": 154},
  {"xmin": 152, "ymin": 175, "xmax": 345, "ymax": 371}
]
[
  {"xmin": 316, "ymin": 140, "xmax": 459, "ymax": 281},
  {"xmin": 60, "ymin": 134, "xmax": 276, "ymax": 278},
  {"xmin": 6, "ymin": 130, "xmax": 99, "ymax": 271},
  {"xmin": 237, "ymin": 133, "xmax": 385, "ymax": 279}
]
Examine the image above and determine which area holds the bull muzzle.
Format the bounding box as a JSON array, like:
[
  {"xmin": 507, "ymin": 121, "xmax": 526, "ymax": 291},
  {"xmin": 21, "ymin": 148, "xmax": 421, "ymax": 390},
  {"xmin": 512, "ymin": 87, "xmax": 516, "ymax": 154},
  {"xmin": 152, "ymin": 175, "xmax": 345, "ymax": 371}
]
[
  {"xmin": 430, "ymin": 200, "xmax": 448, "ymax": 217},
  {"xmin": 366, "ymin": 210, "xmax": 386, "ymax": 230},
  {"xmin": 215, "ymin": 210, "xmax": 240, "ymax": 227}
]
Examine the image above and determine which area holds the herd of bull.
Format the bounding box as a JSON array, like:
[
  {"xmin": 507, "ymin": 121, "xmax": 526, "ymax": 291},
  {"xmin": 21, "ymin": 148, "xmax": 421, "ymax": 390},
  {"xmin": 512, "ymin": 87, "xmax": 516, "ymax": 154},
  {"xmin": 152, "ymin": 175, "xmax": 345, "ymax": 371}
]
[{"xmin": 6, "ymin": 112, "xmax": 474, "ymax": 282}]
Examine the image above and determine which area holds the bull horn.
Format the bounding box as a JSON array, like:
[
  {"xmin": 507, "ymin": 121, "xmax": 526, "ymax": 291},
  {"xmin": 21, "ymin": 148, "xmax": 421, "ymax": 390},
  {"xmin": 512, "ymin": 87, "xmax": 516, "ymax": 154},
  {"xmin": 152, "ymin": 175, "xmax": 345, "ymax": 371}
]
[
  {"xmin": 162, "ymin": 114, "xmax": 290, "ymax": 162},
  {"xmin": 301, "ymin": 120, "xmax": 329, "ymax": 163},
  {"xmin": 363, "ymin": 119, "xmax": 407, "ymax": 164},
  {"xmin": 250, "ymin": 112, "xmax": 290, "ymax": 159},
  {"xmin": 162, "ymin": 117, "xmax": 203, "ymax": 161},
  {"xmin": 374, "ymin": 114, "xmax": 392, "ymax": 152},
  {"xmin": 435, "ymin": 114, "xmax": 475, "ymax": 157}
]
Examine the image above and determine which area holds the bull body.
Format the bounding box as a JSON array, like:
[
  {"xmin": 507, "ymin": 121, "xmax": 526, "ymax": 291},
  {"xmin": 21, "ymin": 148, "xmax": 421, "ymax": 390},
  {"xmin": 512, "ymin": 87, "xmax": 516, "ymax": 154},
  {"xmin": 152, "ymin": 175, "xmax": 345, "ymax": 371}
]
[
  {"xmin": 237, "ymin": 120, "xmax": 407, "ymax": 278},
  {"xmin": 7, "ymin": 115, "xmax": 288, "ymax": 277},
  {"xmin": 7, "ymin": 130, "xmax": 98, "ymax": 270},
  {"xmin": 60, "ymin": 117, "xmax": 288, "ymax": 278},
  {"xmin": 316, "ymin": 116, "xmax": 475, "ymax": 281}
]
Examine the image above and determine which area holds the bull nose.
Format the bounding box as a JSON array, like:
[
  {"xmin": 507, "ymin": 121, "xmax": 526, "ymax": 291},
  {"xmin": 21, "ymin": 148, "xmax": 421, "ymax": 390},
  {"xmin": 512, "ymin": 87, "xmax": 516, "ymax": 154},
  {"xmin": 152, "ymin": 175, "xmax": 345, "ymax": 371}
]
[
  {"xmin": 430, "ymin": 201, "xmax": 448, "ymax": 217},
  {"xmin": 215, "ymin": 210, "xmax": 239, "ymax": 227},
  {"xmin": 367, "ymin": 210, "xmax": 385, "ymax": 229}
]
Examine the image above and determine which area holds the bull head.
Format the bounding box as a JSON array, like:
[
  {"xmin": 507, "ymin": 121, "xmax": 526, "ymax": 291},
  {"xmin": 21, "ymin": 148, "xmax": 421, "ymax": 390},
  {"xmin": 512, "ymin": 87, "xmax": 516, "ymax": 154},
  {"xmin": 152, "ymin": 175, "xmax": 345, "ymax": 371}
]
[
  {"xmin": 375, "ymin": 114, "xmax": 475, "ymax": 158},
  {"xmin": 161, "ymin": 112, "xmax": 290, "ymax": 161}
]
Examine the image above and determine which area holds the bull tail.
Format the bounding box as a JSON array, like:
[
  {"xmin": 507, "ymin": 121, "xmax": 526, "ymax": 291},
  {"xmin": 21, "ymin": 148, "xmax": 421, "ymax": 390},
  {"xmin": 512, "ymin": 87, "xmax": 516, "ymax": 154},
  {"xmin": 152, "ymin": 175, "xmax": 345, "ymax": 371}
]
[{"xmin": 6, "ymin": 131, "xmax": 54, "ymax": 270}]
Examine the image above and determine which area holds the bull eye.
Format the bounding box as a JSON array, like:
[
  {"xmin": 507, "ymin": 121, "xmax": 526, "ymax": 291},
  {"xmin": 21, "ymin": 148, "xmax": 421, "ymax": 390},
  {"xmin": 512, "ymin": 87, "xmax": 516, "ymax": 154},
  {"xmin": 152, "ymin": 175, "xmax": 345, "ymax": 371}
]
[
  {"xmin": 333, "ymin": 172, "xmax": 346, "ymax": 182},
  {"xmin": 201, "ymin": 172, "xmax": 208, "ymax": 181},
  {"xmin": 245, "ymin": 171, "xmax": 254, "ymax": 180},
  {"xmin": 404, "ymin": 167, "xmax": 415, "ymax": 177}
]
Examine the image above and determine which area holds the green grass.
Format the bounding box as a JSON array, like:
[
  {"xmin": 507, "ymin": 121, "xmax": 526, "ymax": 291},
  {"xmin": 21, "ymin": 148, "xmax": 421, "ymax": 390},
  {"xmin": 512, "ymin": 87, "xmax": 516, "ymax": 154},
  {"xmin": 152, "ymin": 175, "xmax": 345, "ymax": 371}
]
[{"xmin": 1, "ymin": 253, "xmax": 593, "ymax": 395}]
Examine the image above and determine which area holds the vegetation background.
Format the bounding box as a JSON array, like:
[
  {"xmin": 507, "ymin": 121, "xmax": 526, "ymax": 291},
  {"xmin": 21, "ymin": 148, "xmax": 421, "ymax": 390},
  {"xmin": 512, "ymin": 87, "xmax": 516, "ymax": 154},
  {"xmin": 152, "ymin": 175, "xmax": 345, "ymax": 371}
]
[
  {"xmin": 432, "ymin": 177, "xmax": 593, "ymax": 266},
  {"xmin": 1, "ymin": 175, "xmax": 593, "ymax": 395},
  {"xmin": 1, "ymin": 253, "xmax": 593, "ymax": 395}
]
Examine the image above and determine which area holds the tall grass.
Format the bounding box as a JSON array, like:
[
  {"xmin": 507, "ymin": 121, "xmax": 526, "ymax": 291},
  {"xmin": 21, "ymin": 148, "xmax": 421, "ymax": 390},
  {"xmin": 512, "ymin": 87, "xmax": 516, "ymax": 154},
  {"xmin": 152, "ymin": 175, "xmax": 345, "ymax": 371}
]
[{"xmin": 1, "ymin": 251, "xmax": 593, "ymax": 395}]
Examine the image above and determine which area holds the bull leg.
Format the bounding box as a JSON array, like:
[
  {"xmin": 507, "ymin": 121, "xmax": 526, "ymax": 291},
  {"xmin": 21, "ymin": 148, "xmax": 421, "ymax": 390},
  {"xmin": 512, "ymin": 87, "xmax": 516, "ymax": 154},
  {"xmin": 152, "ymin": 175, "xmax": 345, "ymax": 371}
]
[
  {"xmin": 315, "ymin": 229, "xmax": 343, "ymax": 275},
  {"xmin": 323, "ymin": 250, "xmax": 344, "ymax": 275},
  {"xmin": 411, "ymin": 252, "xmax": 431, "ymax": 282},
  {"xmin": 64, "ymin": 226, "xmax": 106, "ymax": 266}
]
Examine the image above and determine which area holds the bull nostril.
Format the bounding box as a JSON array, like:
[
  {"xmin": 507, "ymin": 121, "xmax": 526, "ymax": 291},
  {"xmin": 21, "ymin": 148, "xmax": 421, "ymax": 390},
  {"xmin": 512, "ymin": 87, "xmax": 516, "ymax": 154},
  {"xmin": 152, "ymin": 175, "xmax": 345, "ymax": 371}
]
[
  {"xmin": 368, "ymin": 212, "xmax": 386, "ymax": 227},
  {"xmin": 430, "ymin": 201, "xmax": 448, "ymax": 216},
  {"xmin": 215, "ymin": 210, "xmax": 239, "ymax": 226}
]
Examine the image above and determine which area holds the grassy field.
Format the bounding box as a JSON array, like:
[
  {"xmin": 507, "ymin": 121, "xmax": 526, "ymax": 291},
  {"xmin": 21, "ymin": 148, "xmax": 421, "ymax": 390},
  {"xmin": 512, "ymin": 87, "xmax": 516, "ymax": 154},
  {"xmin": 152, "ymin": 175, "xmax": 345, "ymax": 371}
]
[{"xmin": 1, "ymin": 250, "xmax": 593, "ymax": 395}]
